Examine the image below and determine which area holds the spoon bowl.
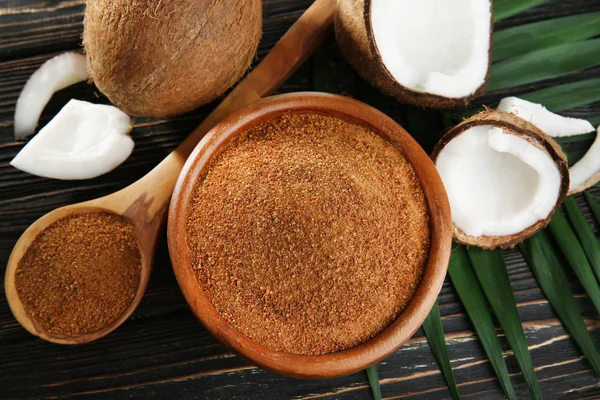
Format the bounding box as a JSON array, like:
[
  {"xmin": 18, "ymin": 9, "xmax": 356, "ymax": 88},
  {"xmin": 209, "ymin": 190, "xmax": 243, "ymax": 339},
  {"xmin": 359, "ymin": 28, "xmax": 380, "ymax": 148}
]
[{"xmin": 4, "ymin": 191, "xmax": 162, "ymax": 344}]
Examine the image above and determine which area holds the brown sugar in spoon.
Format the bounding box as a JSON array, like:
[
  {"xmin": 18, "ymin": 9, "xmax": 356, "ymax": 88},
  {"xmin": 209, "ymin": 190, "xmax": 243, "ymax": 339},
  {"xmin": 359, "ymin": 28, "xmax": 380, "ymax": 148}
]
[{"xmin": 4, "ymin": 0, "xmax": 336, "ymax": 344}]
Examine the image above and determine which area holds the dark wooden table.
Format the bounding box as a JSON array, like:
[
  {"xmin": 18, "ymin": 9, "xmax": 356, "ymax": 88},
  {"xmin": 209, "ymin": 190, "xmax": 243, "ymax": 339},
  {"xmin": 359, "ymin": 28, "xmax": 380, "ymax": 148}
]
[{"xmin": 2, "ymin": 1, "xmax": 600, "ymax": 399}]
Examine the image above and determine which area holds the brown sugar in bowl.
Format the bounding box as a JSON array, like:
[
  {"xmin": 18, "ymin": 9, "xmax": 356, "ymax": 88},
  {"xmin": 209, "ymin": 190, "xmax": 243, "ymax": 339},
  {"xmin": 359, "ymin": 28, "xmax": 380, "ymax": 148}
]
[{"xmin": 167, "ymin": 92, "xmax": 452, "ymax": 379}]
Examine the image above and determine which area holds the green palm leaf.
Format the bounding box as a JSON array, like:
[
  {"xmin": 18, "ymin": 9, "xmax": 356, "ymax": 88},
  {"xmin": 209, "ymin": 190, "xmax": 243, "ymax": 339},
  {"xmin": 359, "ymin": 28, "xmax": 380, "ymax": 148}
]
[
  {"xmin": 548, "ymin": 209, "xmax": 600, "ymax": 313},
  {"xmin": 467, "ymin": 248, "xmax": 542, "ymax": 400},
  {"xmin": 486, "ymin": 39, "xmax": 600, "ymax": 92},
  {"xmin": 554, "ymin": 131, "xmax": 597, "ymax": 146},
  {"xmin": 588, "ymin": 115, "xmax": 600, "ymax": 126},
  {"xmin": 566, "ymin": 148, "xmax": 591, "ymax": 166},
  {"xmin": 422, "ymin": 301, "xmax": 461, "ymax": 400},
  {"xmin": 564, "ymin": 196, "xmax": 600, "ymax": 282},
  {"xmin": 520, "ymin": 232, "xmax": 600, "ymax": 375},
  {"xmin": 366, "ymin": 365, "xmax": 382, "ymax": 400},
  {"xmin": 584, "ymin": 192, "xmax": 600, "ymax": 225},
  {"xmin": 493, "ymin": 12, "xmax": 600, "ymax": 61},
  {"xmin": 448, "ymin": 246, "xmax": 517, "ymax": 400},
  {"xmin": 493, "ymin": 0, "xmax": 551, "ymax": 22},
  {"xmin": 520, "ymin": 78, "xmax": 600, "ymax": 112}
]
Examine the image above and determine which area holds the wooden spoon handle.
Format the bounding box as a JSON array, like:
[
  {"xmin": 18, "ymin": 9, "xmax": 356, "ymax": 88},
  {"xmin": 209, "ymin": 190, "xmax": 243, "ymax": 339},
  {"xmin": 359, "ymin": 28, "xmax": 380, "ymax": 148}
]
[{"xmin": 129, "ymin": 0, "xmax": 336, "ymax": 219}]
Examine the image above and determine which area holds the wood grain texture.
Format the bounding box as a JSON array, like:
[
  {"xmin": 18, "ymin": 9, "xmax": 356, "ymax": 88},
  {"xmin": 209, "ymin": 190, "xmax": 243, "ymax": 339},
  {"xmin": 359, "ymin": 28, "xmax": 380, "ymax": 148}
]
[{"xmin": 1, "ymin": 0, "xmax": 600, "ymax": 398}]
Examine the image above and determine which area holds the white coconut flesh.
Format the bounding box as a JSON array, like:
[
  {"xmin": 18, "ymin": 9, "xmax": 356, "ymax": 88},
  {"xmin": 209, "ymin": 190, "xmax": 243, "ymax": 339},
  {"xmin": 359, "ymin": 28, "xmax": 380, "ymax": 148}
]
[
  {"xmin": 370, "ymin": 0, "xmax": 491, "ymax": 98},
  {"xmin": 498, "ymin": 97, "xmax": 594, "ymax": 137},
  {"xmin": 11, "ymin": 99, "xmax": 134, "ymax": 180},
  {"xmin": 14, "ymin": 52, "xmax": 88, "ymax": 140},
  {"xmin": 569, "ymin": 126, "xmax": 600, "ymax": 193},
  {"xmin": 436, "ymin": 126, "xmax": 562, "ymax": 237}
]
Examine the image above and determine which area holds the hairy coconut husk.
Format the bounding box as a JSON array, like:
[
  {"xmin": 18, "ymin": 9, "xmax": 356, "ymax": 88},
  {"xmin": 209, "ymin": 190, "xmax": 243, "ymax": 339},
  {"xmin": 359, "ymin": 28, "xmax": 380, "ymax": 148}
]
[
  {"xmin": 431, "ymin": 111, "xmax": 570, "ymax": 249},
  {"xmin": 334, "ymin": 0, "xmax": 493, "ymax": 109},
  {"xmin": 84, "ymin": 0, "xmax": 262, "ymax": 117}
]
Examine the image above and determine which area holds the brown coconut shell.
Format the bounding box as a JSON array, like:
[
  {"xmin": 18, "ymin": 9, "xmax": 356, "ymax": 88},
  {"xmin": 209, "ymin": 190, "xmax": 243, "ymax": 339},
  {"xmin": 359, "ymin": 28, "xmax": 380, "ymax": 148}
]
[
  {"xmin": 83, "ymin": 0, "xmax": 262, "ymax": 117},
  {"xmin": 335, "ymin": 0, "xmax": 493, "ymax": 109},
  {"xmin": 431, "ymin": 110, "xmax": 570, "ymax": 250}
]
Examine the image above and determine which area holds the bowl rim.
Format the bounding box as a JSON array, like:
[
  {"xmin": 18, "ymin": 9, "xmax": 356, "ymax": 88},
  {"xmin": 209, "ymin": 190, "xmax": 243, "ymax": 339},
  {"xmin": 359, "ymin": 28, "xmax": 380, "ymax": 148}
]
[{"xmin": 167, "ymin": 92, "xmax": 452, "ymax": 379}]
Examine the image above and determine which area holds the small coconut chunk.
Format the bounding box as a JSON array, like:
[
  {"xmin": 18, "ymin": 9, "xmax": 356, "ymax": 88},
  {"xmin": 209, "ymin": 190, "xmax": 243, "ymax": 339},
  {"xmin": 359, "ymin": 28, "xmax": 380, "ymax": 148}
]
[
  {"xmin": 498, "ymin": 97, "xmax": 594, "ymax": 137},
  {"xmin": 569, "ymin": 126, "xmax": 600, "ymax": 194},
  {"xmin": 14, "ymin": 52, "xmax": 88, "ymax": 140},
  {"xmin": 11, "ymin": 99, "xmax": 133, "ymax": 180},
  {"xmin": 370, "ymin": 0, "xmax": 492, "ymax": 99}
]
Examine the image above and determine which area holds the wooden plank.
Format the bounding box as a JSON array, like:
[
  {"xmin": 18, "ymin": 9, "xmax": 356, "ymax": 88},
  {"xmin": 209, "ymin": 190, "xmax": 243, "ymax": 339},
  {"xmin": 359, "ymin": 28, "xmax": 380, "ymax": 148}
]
[
  {"xmin": 1, "ymin": 315, "xmax": 599, "ymax": 398},
  {"xmin": 1, "ymin": 0, "xmax": 600, "ymax": 399},
  {"xmin": 0, "ymin": 0, "xmax": 85, "ymax": 61}
]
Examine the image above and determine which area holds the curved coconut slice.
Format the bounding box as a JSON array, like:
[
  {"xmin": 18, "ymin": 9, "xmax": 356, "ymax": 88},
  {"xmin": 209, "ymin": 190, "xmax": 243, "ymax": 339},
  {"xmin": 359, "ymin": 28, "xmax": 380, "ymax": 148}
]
[
  {"xmin": 569, "ymin": 126, "xmax": 600, "ymax": 194},
  {"xmin": 14, "ymin": 52, "xmax": 88, "ymax": 140},
  {"xmin": 431, "ymin": 111, "xmax": 569, "ymax": 249},
  {"xmin": 335, "ymin": 0, "xmax": 493, "ymax": 108},
  {"xmin": 11, "ymin": 99, "xmax": 133, "ymax": 180},
  {"xmin": 498, "ymin": 97, "xmax": 594, "ymax": 137}
]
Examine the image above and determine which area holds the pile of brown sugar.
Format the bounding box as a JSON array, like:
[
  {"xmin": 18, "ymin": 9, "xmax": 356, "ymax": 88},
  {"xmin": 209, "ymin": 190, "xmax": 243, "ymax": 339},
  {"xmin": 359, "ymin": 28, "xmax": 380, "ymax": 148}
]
[
  {"xmin": 15, "ymin": 212, "xmax": 142, "ymax": 336},
  {"xmin": 186, "ymin": 113, "xmax": 430, "ymax": 355}
]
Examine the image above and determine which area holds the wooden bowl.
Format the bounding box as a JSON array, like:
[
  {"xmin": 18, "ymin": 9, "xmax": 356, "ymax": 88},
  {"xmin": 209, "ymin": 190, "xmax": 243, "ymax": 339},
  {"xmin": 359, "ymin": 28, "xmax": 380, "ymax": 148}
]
[{"xmin": 167, "ymin": 92, "xmax": 452, "ymax": 379}]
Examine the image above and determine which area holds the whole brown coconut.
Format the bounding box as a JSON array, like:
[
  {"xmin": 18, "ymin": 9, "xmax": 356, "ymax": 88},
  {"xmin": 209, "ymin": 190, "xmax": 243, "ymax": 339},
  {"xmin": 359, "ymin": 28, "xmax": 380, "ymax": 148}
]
[{"xmin": 83, "ymin": 0, "xmax": 262, "ymax": 117}]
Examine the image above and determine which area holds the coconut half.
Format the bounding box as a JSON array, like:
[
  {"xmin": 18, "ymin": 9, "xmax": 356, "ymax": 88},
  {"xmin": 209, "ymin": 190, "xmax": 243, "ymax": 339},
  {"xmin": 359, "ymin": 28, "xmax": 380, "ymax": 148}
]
[
  {"xmin": 432, "ymin": 111, "xmax": 569, "ymax": 249},
  {"xmin": 335, "ymin": 0, "xmax": 493, "ymax": 108},
  {"xmin": 498, "ymin": 97, "xmax": 595, "ymax": 137}
]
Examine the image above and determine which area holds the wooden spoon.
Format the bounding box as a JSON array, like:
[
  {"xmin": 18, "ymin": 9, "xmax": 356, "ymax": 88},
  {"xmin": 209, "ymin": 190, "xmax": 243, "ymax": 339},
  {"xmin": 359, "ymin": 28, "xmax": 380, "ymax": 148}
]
[{"xmin": 5, "ymin": 0, "xmax": 336, "ymax": 344}]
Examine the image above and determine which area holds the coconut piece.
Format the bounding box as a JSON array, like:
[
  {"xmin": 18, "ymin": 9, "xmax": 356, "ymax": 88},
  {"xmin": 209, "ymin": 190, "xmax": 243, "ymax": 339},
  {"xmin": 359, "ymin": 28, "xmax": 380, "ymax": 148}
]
[
  {"xmin": 431, "ymin": 111, "xmax": 569, "ymax": 249},
  {"xmin": 83, "ymin": 0, "xmax": 262, "ymax": 117},
  {"xmin": 14, "ymin": 52, "xmax": 88, "ymax": 140},
  {"xmin": 11, "ymin": 99, "xmax": 133, "ymax": 180},
  {"xmin": 335, "ymin": 0, "xmax": 493, "ymax": 108},
  {"xmin": 498, "ymin": 97, "xmax": 594, "ymax": 137},
  {"xmin": 569, "ymin": 126, "xmax": 600, "ymax": 194}
]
